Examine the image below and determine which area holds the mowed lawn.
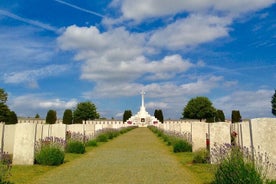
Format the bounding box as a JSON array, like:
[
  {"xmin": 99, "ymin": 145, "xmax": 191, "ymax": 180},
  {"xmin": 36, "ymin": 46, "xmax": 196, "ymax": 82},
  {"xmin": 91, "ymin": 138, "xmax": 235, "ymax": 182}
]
[{"xmin": 27, "ymin": 128, "xmax": 202, "ymax": 184}]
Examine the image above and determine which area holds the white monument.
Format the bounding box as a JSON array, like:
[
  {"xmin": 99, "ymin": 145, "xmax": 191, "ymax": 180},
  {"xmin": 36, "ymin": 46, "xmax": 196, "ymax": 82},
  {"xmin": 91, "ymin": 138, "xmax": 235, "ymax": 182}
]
[{"xmin": 126, "ymin": 90, "xmax": 161, "ymax": 127}]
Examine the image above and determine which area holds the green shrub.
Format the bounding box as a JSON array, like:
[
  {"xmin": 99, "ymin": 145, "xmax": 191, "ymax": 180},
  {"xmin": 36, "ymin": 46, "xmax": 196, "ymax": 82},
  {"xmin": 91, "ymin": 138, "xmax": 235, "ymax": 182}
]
[
  {"xmin": 212, "ymin": 147, "xmax": 264, "ymax": 184},
  {"xmin": 35, "ymin": 146, "xmax": 64, "ymax": 166},
  {"xmin": 66, "ymin": 141, "xmax": 85, "ymax": 154},
  {"xmin": 193, "ymin": 149, "xmax": 210, "ymax": 163},
  {"xmin": 173, "ymin": 140, "xmax": 192, "ymax": 153},
  {"xmin": 86, "ymin": 140, "xmax": 98, "ymax": 147},
  {"xmin": 0, "ymin": 152, "xmax": 12, "ymax": 184},
  {"xmin": 96, "ymin": 134, "xmax": 108, "ymax": 142}
]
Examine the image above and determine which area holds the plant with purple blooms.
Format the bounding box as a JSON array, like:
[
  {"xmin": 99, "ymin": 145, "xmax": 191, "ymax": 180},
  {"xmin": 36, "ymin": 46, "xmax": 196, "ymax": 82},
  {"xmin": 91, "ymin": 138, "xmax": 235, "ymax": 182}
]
[
  {"xmin": 0, "ymin": 151, "xmax": 12, "ymax": 184},
  {"xmin": 35, "ymin": 137, "xmax": 65, "ymax": 166},
  {"xmin": 211, "ymin": 143, "xmax": 276, "ymax": 184}
]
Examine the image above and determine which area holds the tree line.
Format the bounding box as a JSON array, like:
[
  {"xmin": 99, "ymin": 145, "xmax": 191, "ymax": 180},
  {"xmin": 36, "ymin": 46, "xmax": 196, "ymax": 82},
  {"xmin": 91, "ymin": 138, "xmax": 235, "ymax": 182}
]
[{"xmin": 1, "ymin": 88, "xmax": 276, "ymax": 124}]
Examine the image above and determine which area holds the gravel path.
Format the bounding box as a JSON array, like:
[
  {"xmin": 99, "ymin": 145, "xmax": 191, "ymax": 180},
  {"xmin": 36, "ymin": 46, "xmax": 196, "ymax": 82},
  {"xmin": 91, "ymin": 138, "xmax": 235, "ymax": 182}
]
[{"xmin": 32, "ymin": 128, "xmax": 201, "ymax": 184}]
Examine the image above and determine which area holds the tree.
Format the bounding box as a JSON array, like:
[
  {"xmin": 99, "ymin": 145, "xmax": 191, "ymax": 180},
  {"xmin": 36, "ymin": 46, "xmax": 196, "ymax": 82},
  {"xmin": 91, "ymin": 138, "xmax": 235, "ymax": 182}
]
[
  {"xmin": 231, "ymin": 110, "xmax": 242, "ymax": 123},
  {"xmin": 216, "ymin": 109, "xmax": 225, "ymax": 122},
  {"xmin": 35, "ymin": 113, "xmax": 40, "ymax": 118},
  {"xmin": 272, "ymin": 90, "xmax": 276, "ymax": 116},
  {"xmin": 73, "ymin": 101, "xmax": 99, "ymax": 123},
  {"xmin": 182, "ymin": 96, "xmax": 216, "ymax": 121},
  {"xmin": 0, "ymin": 88, "xmax": 10, "ymax": 123},
  {"xmin": 6, "ymin": 111, "xmax": 18, "ymax": 124},
  {"xmin": 206, "ymin": 109, "xmax": 225, "ymax": 123},
  {"xmin": 46, "ymin": 109, "xmax": 57, "ymax": 124},
  {"xmin": 63, "ymin": 109, "xmax": 73, "ymax": 124},
  {"xmin": 154, "ymin": 109, "xmax": 164, "ymax": 123},
  {"xmin": 0, "ymin": 103, "xmax": 10, "ymax": 123},
  {"xmin": 0, "ymin": 88, "xmax": 8, "ymax": 104},
  {"xmin": 123, "ymin": 110, "xmax": 132, "ymax": 122}
]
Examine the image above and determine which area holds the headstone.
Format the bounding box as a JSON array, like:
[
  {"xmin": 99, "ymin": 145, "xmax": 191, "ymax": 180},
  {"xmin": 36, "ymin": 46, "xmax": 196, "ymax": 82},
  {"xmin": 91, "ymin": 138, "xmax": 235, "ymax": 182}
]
[
  {"xmin": 3, "ymin": 125, "xmax": 15, "ymax": 154},
  {"xmin": 13, "ymin": 123, "xmax": 37, "ymax": 165}
]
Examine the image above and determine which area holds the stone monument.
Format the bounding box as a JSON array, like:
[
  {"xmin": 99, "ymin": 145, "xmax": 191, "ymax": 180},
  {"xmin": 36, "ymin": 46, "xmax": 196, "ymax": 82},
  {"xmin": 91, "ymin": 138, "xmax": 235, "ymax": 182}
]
[{"xmin": 126, "ymin": 90, "xmax": 161, "ymax": 127}]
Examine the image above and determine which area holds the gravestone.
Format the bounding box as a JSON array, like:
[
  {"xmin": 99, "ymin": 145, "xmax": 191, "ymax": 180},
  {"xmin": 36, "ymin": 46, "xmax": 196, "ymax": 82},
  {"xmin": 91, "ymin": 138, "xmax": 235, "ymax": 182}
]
[{"xmin": 13, "ymin": 123, "xmax": 37, "ymax": 165}]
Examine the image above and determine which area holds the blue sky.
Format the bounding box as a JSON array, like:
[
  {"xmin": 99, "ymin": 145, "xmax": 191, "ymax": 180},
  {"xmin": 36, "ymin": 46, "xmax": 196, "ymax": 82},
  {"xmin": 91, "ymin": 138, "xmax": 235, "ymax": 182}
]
[{"xmin": 0, "ymin": 0, "xmax": 275, "ymax": 120}]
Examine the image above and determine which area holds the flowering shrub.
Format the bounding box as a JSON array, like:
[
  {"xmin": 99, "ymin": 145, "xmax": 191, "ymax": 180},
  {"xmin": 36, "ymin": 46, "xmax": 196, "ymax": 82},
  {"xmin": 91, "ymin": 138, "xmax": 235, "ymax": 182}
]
[
  {"xmin": 0, "ymin": 152, "xmax": 12, "ymax": 184},
  {"xmin": 66, "ymin": 141, "xmax": 85, "ymax": 154},
  {"xmin": 193, "ymin": 149, "xmax": 210, "ymax": 163},
  {"xmin": 148, "ymin": 126, "xmax": 192, "ymax": 152},
  {"xmin": 211, "ymin": 144, "xmax": 276, "ymax": 184},
  {"xmin": 35, "ymin": 137, "xmax": 65, "ymax": 166},
  {"xmin": 86, "ymin": 140, "xmax": 98, "ymax": 147},
  {"xmin": 66, "ymin": 131, "xmax": 88, "ymax": 144}
]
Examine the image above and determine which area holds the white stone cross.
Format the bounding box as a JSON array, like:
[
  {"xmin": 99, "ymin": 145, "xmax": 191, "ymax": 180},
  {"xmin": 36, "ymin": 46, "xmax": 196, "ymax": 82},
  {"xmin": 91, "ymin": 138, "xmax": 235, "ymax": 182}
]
[{"xmin": 141, "ymin": 90, "xmax": 145, "ymax": 108}]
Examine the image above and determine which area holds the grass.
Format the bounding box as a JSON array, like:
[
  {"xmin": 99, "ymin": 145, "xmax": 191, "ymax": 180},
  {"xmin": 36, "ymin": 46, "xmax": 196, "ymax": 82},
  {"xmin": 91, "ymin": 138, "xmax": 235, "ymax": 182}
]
[{"xmin": 175, "ymin": 152, "xmax": 215, "ymax": 184}]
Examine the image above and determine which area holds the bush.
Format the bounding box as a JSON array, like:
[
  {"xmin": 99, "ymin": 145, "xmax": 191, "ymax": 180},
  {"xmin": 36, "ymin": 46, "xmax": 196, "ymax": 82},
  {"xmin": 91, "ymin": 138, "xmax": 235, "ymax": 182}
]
[
  {"xmin": 35, "ymin": 146, "xmax": 64, "ymax": 166},
  {"xmin": 193, "ymin": 149, "xmax": 210, "ymax": 163},
  {"xmin": 96, "ymin": 134, "xmax": 108, "ymax": 142},
  {"xmin": 0, "ymin": 152, "xmax": 12, "ymax": 184},
  {"xmin": 211, "ymin": 145, "xmax": 272, "ymax": 184},
  {"xmin": 173, "ymin": 140, "xmax": 192, "ymax": 153},
  {"xmin": 86, "ymin": 140, "xmax": 98, "ymax": 147},
  {"xmin": 66, "ymin": 141, "xmax": 85, "ymax": 154}
]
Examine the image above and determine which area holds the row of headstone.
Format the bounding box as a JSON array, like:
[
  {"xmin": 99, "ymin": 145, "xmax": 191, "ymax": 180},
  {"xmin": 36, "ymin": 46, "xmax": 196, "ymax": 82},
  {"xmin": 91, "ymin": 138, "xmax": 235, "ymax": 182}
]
[
  {"xmin": 0, "ymin": 122, "xmax": 129, "ymax": 165},
  {"xmin": 159, "ymin": 118, "xmax": 276, "ymax": 179}
]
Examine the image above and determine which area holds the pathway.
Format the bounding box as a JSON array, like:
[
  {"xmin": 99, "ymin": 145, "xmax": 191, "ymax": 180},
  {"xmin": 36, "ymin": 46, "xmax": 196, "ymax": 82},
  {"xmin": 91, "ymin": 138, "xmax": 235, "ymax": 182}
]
[{"xmin": 32, "ymin": 128, "xmax": 201, "ymax": 184}]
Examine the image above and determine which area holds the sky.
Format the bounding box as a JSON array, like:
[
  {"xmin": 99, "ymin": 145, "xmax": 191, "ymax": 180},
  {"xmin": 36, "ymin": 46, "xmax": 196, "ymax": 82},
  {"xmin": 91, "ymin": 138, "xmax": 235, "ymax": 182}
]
[{"xmin": 0, "ymin": 0, "xmax": 275, "ymax": 120}]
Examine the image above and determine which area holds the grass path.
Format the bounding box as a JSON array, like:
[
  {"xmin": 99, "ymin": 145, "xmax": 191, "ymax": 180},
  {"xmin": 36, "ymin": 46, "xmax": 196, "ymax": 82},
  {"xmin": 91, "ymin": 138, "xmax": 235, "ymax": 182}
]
[{"xmin": 30, "ymin": 128, "xmax": 201, "ymax": 184}]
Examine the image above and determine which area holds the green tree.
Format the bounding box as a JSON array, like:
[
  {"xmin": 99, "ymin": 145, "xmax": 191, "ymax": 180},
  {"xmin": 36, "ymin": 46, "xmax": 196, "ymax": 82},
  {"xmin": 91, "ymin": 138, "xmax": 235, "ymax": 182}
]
[
  {"xmin": 6, "ymin": 111, "xmax": 18, "ymax": 124},
  {"xmin": 0, "ymin": 103, "xmax": 10, "ymax": 123},
  {"xmin": 35, "ymin": 113, "xmax": 40, "ymax": 118},
  {"xmin": 123, "ymin": 110, "xmax": 132, "ymax": 122},
  {"xmin": 216, "ymin": 109, "xmax": 225, "ymax": 122},
  {"xmin": 63, "ymin": 109, "xmax": 73, "ymax": 124},
  {"xmin": 73, "ymin": 101, "xmax": 99, "ymax": 123},
  {"xmin": 0, "ymin": 88, "xmax": 10, "ymax": 123},
  {"xmin": 154, "ymin": 109, "xmax": 164, "ymax": 123},
  {"xmin": 182, "ymin": 96, "xmax": 216, "ymax": 121},
  {"xmin": 0, "ymin": 88, "xmax": 8, "ymax": 104},
  {"xmin": 231, "ymin": 110, "xmax": 242, "ymax": 123},
  {"xmin": 206, "ymin": 109, "xmax": 225, "ymax": 123},
  {"xmin": 46, "ymin": 109, "xmax": 57, "ymax": 124},
  {"xmin": 272, "ymin": 90, "xmax": 276, "ymax": 116}
]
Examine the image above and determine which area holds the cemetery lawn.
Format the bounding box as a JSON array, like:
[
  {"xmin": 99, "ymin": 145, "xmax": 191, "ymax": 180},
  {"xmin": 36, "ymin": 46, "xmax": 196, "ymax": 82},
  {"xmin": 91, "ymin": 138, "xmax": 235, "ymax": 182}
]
[{"xmin": 10, "ymin": 128, "xmax": 214, "ymax": 184}]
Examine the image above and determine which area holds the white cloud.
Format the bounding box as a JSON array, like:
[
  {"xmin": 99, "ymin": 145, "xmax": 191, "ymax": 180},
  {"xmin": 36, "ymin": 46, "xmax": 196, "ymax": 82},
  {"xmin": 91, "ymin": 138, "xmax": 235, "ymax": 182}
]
[
  {"xmin": 149, "ymin": 14, "xmax": 231, "ymax": 49},
  {"xmin": 112, "ymin": 0, "xmax": 275, "ymax": 21},
  {"xmin": 214, "ymin": 89, "xmax": 274, "ymax": 118},
  {"xmin": 8, "ymin": 94, "xmax": 78, "ymax": 118},
  {"xmin": 0, "ymin": 26, "xmax": 56, "ymax": 71},
  {"xmin": 146, "ymin": 102, "xmax": 168, "ymax": 109},
  {"xmin": 58, "ymin": 25, "xmax": 194, "ymax": 85},
  {"xmin": 3, "ymin": 65, "xmax": 70, "ymax": 88}
]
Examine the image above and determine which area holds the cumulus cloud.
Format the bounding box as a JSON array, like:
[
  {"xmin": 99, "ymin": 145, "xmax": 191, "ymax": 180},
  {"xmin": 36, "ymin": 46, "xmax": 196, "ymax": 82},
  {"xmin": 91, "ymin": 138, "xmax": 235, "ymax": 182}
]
[
  {"xmin": 58, "ymin": 25, "xmax": 194, "ymax": 85},
  {"xmin": 8, "ymin": 94, "xmax": 78, "ymax": 117},
  {"xmin": 149, "ymin": 14, "xmax": 231, "ymax": 49},
  {"xmin": 111, "ymin": 0, "xmax": 275, "ymax": 21},
  {"xmin": 146, "ymin": 102, "xmax": 168, "ymax": 109},
  {"xmin": 214, "ymin": 89, "xmax": 274, "ymax": 118}
]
